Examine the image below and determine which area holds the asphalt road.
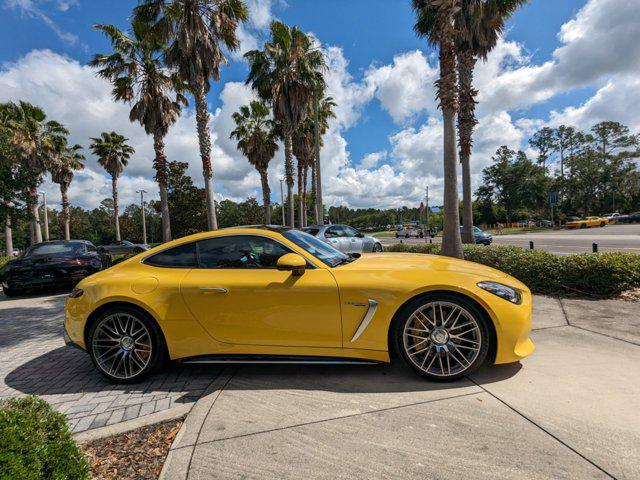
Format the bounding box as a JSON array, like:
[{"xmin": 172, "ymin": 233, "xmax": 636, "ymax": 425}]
[{"xmin": 379, "ymin": 223, "xmax": 640, "ymax": 255}]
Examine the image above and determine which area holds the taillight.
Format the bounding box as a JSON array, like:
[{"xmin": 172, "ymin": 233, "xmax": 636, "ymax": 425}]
[{"xmin": 69, "ymin": 288, "xmax": 84, "ymax": 298}]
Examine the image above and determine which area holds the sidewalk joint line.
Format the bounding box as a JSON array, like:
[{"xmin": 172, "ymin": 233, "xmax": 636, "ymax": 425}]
[
  {"xmin": 531, "ymin": 325, "xmax": 570, "ymax": 332},
  {"xmin": 557, "ymin": 297, "xmax": 570, "ymax": 326},
  {"xmin": 467, "ymin": 377, "xmax": 617, "ymax": 480},
  {"xmin": 568, "ymin": 324, "xmax": 640, "ymax": 347},
  {"xmin": 186, "ymin": 366, "xmax": 238, "ymax": 480},
  {"xmin": 178, "ymin": 389, "xmax": 482, "ymax": 450}
]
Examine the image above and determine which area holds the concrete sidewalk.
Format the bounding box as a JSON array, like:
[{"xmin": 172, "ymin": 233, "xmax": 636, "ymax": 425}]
[{"xmin": 160, "ymin": 296, "xmax": 640, "ymax": 480}]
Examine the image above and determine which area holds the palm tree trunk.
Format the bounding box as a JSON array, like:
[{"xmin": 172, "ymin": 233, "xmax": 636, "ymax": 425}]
[
  {"xmin": 259, "ymin": 169, "xmax": 271, "ymax": 225},
  {"xmin": 194, "ymin": 78, "xmax": 218, "ymax": 231},
  {"xmin": 61, "ymin": 183, "xmax": 71, "ymax": 241},
  {"xmin": 302, "ymin": 166, "xmax": 308, "ymax": 227},
  {"xmin": 284, "ymin": 129, "xmax": 295, "ymax": 227},
  {"xmin": 458, "ymin": 50, "xmax": 477, "ymax": 245},
  {"xmin": 29, "ymin": 187, "xmax": 42, "ymax": 244},
  {"xmin": 297, "ymin": 159, "xmax": 304, "ymax": 228},
  {"xmin": 313, "ymin": 91, "xmax": 323, "ymax": 225},
  {"xmin": 311, "ymin": 161, "xmax": 318, "ymax": 224},
  {"xmin": 437, "ymin": 9, "xmax": 463, "ymax": 259},
  {"xmin": 4, "ymin": 210, "xmax": 13, "ymax": 257},
  {"xmin": 153, "ymin": 132, "xmax": 172, "ymax": 242},
  {"xmin": 112, "ymin": 175, "xmax": 121, "ymax": 242}
]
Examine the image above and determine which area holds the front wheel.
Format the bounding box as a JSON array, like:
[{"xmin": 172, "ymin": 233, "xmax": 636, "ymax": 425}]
[
  {"xmin": 88, "ymin": 307, "xmax": 166, "ymax": 383},
  {"xmin": 2, "ymin": 286, "xmax": 21, "ymax": 297},
  {"xmin": 600, "ymin": 222, "xmax": 605, "ymax": 227},
  {"xmin": 373, "ymin": 243, "xmax": 383, "ymax": 253},
  {"xmin": 393, "ymin": 294, "xmax": 489, "ymax": 381}
]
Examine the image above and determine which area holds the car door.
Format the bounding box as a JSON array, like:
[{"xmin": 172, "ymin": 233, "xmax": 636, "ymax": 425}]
[
  {"xmin": 342, "ymin": 226, "xmax": 364, "ymax": 253},
  {"xmin": 324, "ymin": 225, "xmax": 347, "ymax": 252},
  {"xmin": 180, "ymin": 234, "xmax": 342, "ymax": 348}
]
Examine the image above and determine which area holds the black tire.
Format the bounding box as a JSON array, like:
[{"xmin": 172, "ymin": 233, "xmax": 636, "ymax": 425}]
[
  {"xmin": 395, "ymin": 234, "xmax": 399, "ymax": 238},
  {"xmin": 87, "ymin": 306, "xmax": 167, "ymax": 383},
  {"xmin": 2, "ymin": 286, "xmax": 20, "ymax": 297},
  {"xmin": 373, "ymin": 243, "xmax": 383, "ymax": 253},
  {"xmin": 600, "ymin": 222, "xmax": 605, "ymax": 227},
  {"xmin": 392, "ymin": 293, "xmax": 490, "ymax": 382},
  {"xmin": 580, "ymin": 223, "xmax": 587, "ymax": 229}
]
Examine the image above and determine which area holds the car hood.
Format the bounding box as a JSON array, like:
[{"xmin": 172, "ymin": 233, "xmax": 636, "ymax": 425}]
[{"xmin": 343, "ymin": 253, "xmax": 508, "ymax": 277}]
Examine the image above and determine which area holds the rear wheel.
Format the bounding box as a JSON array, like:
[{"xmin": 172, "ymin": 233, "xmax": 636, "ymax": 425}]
[
  {"xmin": 88, "ymin": 307, "xmax": 166, "ymax": 383},
  {"xmin": 600, "ymin": 222, "xmax": 605, "ymax": 227},
  {"xmin": 393, "ymin": 293, "xmax": 489, "ymax": 381}
]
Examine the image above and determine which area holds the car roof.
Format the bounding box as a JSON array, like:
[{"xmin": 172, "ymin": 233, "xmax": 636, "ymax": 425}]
[{"xmin": 227, "ymin": 225, "xmax": 292, "ymax": 233}]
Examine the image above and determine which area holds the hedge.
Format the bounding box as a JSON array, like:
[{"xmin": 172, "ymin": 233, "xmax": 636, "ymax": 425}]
[
  {"xmin": 0, "ymin": 396, "xmax": 89, "ymax": 480},
  {"xmin": 385, "ymin": 243, "xmax": 640, "ymax": 296},
  {"xmin": 0, "ymin": 256, "xmax": 10, "ymax": 268}
]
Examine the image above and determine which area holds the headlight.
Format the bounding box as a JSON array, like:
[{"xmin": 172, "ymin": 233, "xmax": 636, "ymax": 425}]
[{"xmin": 477, "ymin": 281, "xmax": 522, "ymax": 304}]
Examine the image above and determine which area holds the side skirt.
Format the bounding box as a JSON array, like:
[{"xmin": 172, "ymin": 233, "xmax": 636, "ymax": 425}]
[{"xmin": 177, "ymin": 354, "xmax": 383, "ymax": 366}]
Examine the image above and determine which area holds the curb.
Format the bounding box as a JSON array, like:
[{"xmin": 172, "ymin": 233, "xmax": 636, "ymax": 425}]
[{"xmin": 73, "ymin": 403, "xmax": 193, "ymax": 444}]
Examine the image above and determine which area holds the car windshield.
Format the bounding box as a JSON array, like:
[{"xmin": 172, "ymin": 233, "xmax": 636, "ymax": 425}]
[
  {"xmin": 24, "ymin": 242, "xmax": 85, "ymax": 257},
  {"xmin": 283, "ymin": 230, "xmax": 350, "ymax": 268}
]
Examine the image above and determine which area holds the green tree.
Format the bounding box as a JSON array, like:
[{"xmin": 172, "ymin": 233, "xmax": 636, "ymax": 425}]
[
  {"xmin": 477, "ymin": 146, "xmax": 550, "ymax": 223},
  {"xmin": 50, "ymin": 140, "xmax": 85, "ymax": 240},
  {"xmin": 136, "ymin": 0, "xmax": 248, "ymax": 231},
  {"xmin": 245, "ymin": 21, "xmax": 327, "ymax": 227},
  {"xmin": 89, "ymin": 132, "xmax": 134, "ymax": 242},
  {"xmin": 4, "ymin": 101, "xmax": 68, "ymax": 244},
  {"xmin": 91, "ymin": 18, "xmax": 187, "ymax": 242},
  {"xmin": 230, "ymin": 101, "xmax": 279, "ymax": 225},
  {"xmin": 413, "ymin": 0, "xmax": 463, "ymax": 258}
]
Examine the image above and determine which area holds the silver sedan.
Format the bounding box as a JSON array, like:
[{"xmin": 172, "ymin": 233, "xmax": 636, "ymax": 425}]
[{"xmin": 302, "ymin": 224, "xmax": 384, "ymax": 254}]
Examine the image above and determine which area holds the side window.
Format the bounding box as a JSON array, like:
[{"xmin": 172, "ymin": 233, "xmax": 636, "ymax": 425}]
[
  {"xmin": 325, "ymin": 226, "xmax": 344, "ymax": 238},
  {"xmin": 145, "ymin": 242, "xmax": 198, "ymax": 268},
  {"xmin": 86, "ymin": 244, "xmax": 97, "ymax": 253},
  {"xmin": 342, "ymin": 226, "xmax": 359, "ymax": 237},
  {"xmin": 197, "ymin": 235, "xmax": 291, "ymax": 269}
]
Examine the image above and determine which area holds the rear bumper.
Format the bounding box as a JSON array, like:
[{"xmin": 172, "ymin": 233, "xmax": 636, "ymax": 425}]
[{"xmin": 5, "ymin": 268, "xmax": 95, "ymax": 291}]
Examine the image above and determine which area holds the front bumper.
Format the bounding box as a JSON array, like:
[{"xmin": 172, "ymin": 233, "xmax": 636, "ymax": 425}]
[{"xmin": 63, "ymin": 321, "xmax": 85, "ymax": 351}]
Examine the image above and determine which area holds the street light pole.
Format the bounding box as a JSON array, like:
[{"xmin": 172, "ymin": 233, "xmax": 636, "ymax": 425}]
[
  {"xmin": 279, "ymin": 179, "xmax": 285, "ymax": 226},
  {"xmin": 136, "ymin": 189, "xmax": 147, "ymax": 245},
  {"xmin": 40, "ymin": 191, "xmax": 49, "ymax": 241},
  {"xmin": 425, "ymin": 186, "xmax": 429, "ymax": 229}
]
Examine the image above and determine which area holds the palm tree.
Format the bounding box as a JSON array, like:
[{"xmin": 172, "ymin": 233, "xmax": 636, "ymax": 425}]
[
  {"xmin": 230, "ymin": 101, "xmax": 279, "ymax": 224},
  {"xmin": 91, "ymin": 19, "xmax": 187, "ymax": 242},
  {"xmin": 293, "ymin": 117, "xmax": 314, "ymax": 227},
  {"xmin": 90, "ymin": 132, "xmax": 134, "ymax": 242},
  {"xmin": 5, "ymin": 101, "xmax": 68, "ymax": 244},
  {"xmin": 310, "ymin": 95, "xmax": 335, "ymax": 224},
  {"xmin": 51, "ymin": 140, "xmax": 85, "ymax": 240},
  {"xmin": 245, "ymin": 21, "xmax": 327, "ymax": 227},
  {"xmin": 413, "ymin": 0, "xmax": 463, "ymax": 258},
  {"xmin": 457, "ymin": 0, "xmax": 526, "ymax": 244},
  {"xmin": 135, "ymin": 0, "xmax": 248, "ymax": 231}
]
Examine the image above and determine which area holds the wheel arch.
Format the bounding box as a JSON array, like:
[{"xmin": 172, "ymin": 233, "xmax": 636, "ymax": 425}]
[
  {"xmin": 84, "ymin": 300, "xmax": 169, "ymax": 359},
  {"xmin": 387, "ymin": 289, "xmax": 498, "ymax": 364}
]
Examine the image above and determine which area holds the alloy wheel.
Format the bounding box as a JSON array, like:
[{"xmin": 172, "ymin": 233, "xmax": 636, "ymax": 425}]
[
  {"xmin": 92, "ymin": 313, "xmax": 152, "ymax": 380},
  {"xmin": 402, "ymin": 301, "xmax": 482, "ymax": 378}
]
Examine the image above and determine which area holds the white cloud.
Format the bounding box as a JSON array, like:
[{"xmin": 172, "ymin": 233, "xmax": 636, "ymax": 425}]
[{"xmin": 3, "ymin": 0, "xmax": 78, "ymax": 43}]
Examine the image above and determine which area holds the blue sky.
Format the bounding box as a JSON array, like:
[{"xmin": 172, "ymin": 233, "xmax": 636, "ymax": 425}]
[{"xmin": 1, "ymin": 0, "xmax": 638, "ymax": 209}]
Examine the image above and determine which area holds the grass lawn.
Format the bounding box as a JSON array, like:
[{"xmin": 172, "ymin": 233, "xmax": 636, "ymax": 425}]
[
  {"xmin": 369, "ymin": 231, "xmax": 397, "ymax": 237},
  {"xmin": 485, "ymin": 226, "xmax": 552, "ymax": 235}
]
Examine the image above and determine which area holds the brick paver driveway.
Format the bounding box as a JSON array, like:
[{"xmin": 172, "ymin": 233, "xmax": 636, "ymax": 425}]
[{"xmin": 0, "ymin": 292, "xmax": 222, "ymax": 434}]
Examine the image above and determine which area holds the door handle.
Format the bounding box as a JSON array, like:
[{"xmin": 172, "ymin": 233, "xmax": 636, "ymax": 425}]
[{"xmin": 199, "ymin": 287, "xmax": 228, "ymax": 294}]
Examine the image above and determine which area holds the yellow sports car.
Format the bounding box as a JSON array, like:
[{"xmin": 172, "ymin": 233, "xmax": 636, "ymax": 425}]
[
  {"xmin": 566, "ymin": 216, "xmax": 608, "ymax": 229},
  {"xmin": 64, "ymin": 227, "xmax": 534, "ymax": 383}
]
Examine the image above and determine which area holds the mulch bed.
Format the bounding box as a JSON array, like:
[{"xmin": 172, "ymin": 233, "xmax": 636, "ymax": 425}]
[{"xmin": 81, "ymin": 418, "xmax": 183, "ymax": 480}]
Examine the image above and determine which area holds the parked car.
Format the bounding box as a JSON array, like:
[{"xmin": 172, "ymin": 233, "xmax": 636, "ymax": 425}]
[
  {"xmin": 566, "ymin": 216, "xmax": 608, "ymax": 229},
  {"xmin": 461, "ymin": 226, "xmax": 493, "ymax": 245},
  {"xmin": 302, "ymin": 224, "xmax": 383, "ymax": 253},
  {"xmin": 396, "ymin": 226, "xmax": 424, "ymax": 238},
  {"xmin": 64, "ymin": 226, "xmax": 534, "ymax": 383},
  {"xmin": 538, "ymin": 219, "xmax": 553, "ymax": 227},
  {"xmin": 1, "ymin": 240, "xmax": 104, "ymax": 297},
  {"xmin": 98, "ymin": 240, "xmax": 149, "ymax": 255},
  {"xmin": 618, "ymin": 212, "xmax": 640, "ymax": 224},
  {"xmin": 602, "ymin": 212, "xmax": 620, "ymax": 219}
]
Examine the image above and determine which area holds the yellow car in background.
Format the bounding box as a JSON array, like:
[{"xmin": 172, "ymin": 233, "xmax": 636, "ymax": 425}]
[
  {"xmin": 64, "ymin": 227, "xmax": 534, "ymax": 383},
  {"xmin": 566, "ymin": 216, "xmax": 609, "ymax": 229}
]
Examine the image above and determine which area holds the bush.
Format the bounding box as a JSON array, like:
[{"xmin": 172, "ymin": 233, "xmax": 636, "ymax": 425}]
[
  {"xmin": 0, "ymin": 256, "xmax": 11, "ymax": 268},
  {"xmin": 386, "ymin": 243, "xmax": 640, "ymax": 296},
  {"xmin": 0, "ymin": 396, "xmax": 89, "ymax": 480}
]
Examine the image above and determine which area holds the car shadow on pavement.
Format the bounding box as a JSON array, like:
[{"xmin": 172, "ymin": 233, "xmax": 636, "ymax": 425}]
[
  {"xmin": 5, "ymin": 344, "xmax": 521, "ymax": 398},
  {"xmin": 0, "ymin": 297, "xmax": 68, "ymax": 349}
]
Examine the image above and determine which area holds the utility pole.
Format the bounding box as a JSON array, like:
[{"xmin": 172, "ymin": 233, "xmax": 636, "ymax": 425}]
[
  {"xmin": 40, "ymin": 191, "xmax": 49, "ymax": 241},
  {"xmin": 425, "ymin": 186, "xmax": 430, "ymax": 229},
  {"xmin": 279, "ymin": 179, "xmax": 285, "ymax": 226},
  {"xmin": 136, "ymin": 189, "xmax": 147, "ymax": 245}
]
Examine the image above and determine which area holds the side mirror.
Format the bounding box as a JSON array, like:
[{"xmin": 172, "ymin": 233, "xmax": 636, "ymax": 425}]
[
  {"xmin": 356, "ymin": 232, "xmax": 364, "ymax": 238},
  {"xmin": 277, "ymin": 253, "xmax": 306, "ymax": 276}
]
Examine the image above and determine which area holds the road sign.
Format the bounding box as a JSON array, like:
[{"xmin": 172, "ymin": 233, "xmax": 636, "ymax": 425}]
[{"xmin": 549, "ymin": 192, "xmax": 558, "ymax": 205}]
